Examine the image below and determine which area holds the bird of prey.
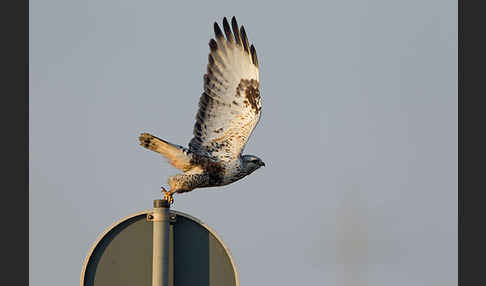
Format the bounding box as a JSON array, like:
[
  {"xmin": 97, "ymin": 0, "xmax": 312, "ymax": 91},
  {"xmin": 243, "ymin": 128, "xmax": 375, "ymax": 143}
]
[{"xmin": 139, "ymin": 17, "xmax": 265, "ymax": 204}]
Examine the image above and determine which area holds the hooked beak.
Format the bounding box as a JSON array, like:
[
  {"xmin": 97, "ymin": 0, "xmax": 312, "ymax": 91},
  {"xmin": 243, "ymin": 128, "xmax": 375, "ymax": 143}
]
[{"xmin": 260, "ymin": 161, "xmax": 266, "ymax": 167}]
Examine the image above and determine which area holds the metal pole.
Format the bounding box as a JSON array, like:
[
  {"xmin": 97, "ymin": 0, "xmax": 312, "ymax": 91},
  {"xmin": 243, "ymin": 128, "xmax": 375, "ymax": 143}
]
[{"xmin": 151, "ymin": 199, "xmax": 170, "ymax": 286}]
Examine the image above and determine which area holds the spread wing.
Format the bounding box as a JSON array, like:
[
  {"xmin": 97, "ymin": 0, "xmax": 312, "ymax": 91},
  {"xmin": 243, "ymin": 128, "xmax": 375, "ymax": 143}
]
[{"xmin": 188, "ymin": 17, "xmax": 261, "ymax": 161}]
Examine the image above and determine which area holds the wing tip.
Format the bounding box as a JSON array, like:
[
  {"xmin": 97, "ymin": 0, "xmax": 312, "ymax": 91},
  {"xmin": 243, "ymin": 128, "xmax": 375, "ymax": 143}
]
[
  {"xmin": 250, "ymin": 44, "xmax": 258, "ymax": 68},
  {"xmin": 222, "ymin": 17, "xmax": 234, "ymax": 43},
  {"xmin": 214, "ymin": 22, "xmax": 224, "ymax": 40},
  {"xmin": 240, "ymin": 25, "xmax": 250, "ymax": 54},
  {"xmin": 209, "ymin": 17, "xmax": 259, "ymax": 69},
  {"xmin": 208, "ymin": 38, "xmax": 218, "ymax": 52},
  {"xmin": 231, "ymin": 16, "xmax": 242, "ymax": 46}
]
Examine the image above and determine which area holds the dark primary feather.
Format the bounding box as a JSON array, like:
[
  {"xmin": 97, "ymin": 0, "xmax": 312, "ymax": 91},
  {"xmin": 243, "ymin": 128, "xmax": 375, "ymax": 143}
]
[
  {"xmin": 250, "ymin": 45, "xmax": 258, "ymax": 67},
  {"xmin": 223, "ymin": 17, "xmax": 234, "ymax": 43},
  {"xmin": 214, "ymin": 22, "xmax": 224, "ymax": 40},
  {"xmin": 240, "ymin": 26, "xmax": 250, "ymax": 53},
  {"xmin": 209, "ymin": 38, "xmax": 218, "ymax": 52},
  {"xmin": 231, "ymin": 17, "xmax": 242, "ymax": 46},
  {"xmin": 208, "ymin": 54, "xmax": 215, "ymax": 65}
]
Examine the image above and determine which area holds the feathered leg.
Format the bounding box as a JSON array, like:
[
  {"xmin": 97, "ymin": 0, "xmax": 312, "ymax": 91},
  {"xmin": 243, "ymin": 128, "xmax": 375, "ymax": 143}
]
[{"xmin": 162, "ymin": 173, "xmax": 210, "ymax": 203}]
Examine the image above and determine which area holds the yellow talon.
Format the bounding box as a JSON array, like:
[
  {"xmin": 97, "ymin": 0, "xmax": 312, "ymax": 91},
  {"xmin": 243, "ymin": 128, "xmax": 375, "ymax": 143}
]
[
  {"xmin": 161, "ymin": 186, "xmax": 174, "ymax": 205},
  {"xmin": 163, "ymin": 192, "xmax": 174, "ymax": 205}
]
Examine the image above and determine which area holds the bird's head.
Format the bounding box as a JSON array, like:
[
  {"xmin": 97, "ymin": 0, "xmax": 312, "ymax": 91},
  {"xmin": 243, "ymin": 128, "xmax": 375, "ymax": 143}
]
[{"xmin": 241, "ymin": 155, "xmax": 265, "ymax": 174}]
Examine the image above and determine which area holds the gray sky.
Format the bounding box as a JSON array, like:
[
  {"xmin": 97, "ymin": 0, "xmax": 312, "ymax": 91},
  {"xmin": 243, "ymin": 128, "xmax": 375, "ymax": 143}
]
[{"xmin": 30, "ymin": 0, "xmax": 457, "ymax": 285}]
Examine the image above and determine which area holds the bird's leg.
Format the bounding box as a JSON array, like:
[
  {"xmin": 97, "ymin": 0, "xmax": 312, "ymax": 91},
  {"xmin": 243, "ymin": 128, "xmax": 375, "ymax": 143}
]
[{"xmin": 161, "ymin": 186, "xmax": 175, "ymax": 205}]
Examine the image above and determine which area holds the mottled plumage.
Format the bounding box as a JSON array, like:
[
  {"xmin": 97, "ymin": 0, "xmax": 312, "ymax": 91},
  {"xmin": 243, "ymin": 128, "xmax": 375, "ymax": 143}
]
[{"xmin": 139, "ymin": 17, "xmax": 265, "ymax": 201}]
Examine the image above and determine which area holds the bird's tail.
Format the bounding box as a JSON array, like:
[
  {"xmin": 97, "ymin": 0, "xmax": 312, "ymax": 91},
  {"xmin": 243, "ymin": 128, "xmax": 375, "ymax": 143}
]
[
  {"xmin": 138, "ymin": 133, "xmax": 192, "ymax": 171},
  {"xmin": 139, "ymin": 133, "xmax": 176, "ymax": 156}
]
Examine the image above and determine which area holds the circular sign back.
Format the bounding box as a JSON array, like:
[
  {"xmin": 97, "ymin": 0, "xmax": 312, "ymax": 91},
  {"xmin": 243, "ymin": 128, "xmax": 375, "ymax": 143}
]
[{"xmin": 81, "ymin": 210, "xmax": 239, "ymax": 286}]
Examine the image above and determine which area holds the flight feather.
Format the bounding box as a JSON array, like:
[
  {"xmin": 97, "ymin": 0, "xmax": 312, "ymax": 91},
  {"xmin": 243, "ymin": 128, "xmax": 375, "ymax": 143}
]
[{"xmin": 189, "ymin": 16, "xmax": 261, "ymax": 161}]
